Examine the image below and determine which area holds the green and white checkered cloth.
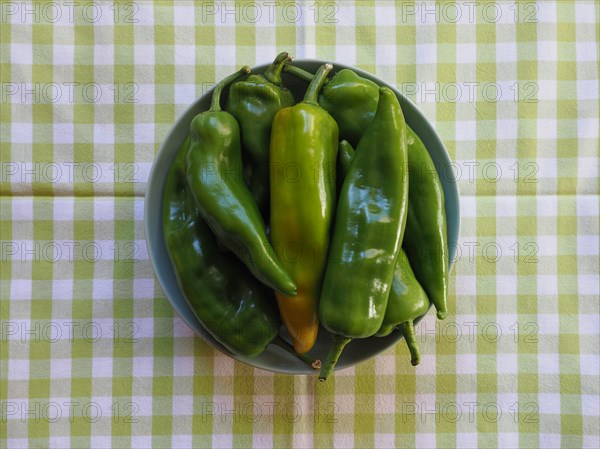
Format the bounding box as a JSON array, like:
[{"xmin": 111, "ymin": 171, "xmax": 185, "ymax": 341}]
[{"xmin": 1, "ymin": 1, "xmax": 598, "ymax": 448}]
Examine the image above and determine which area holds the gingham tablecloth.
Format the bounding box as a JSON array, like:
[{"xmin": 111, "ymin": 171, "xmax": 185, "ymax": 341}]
[{"xmin": 1, "ymin": 1, "xmax": 598, "ymax": 448}]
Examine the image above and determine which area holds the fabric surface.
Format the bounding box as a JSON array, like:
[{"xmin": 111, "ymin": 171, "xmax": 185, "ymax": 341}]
[{"xmin": 1, "ymin": 1, "xmax": 599, "ymax": 448}]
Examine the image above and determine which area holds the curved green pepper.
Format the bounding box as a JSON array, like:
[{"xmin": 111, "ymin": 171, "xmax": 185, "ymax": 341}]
[
  {"xmin": 319, "ymin": 87, "xmax": 409, "ymax": 381},
  {"xmin": 163, "ymin": 136, "xmax": 279, "ymax": 357},
  {"xmin": 225, "ymin": 52, "xmax": 295, "ymax": 216},
  {"xmin": 335, "ymin": 138, "xmax": 429, "ymax": 366},
  {"xmin": 270, "ymin": 63, "xmax": 338, "ymax": 354},
  {"xmin": 186, "ymin": 66, "xmax": 297, "ymax": 296},
  {"xmin": 404, "ymin": 128, "xmax": 448, "ymax": 319},
  {"xmin": 376, "ymin": 249, "xmax": 430, "ymax": 365}
]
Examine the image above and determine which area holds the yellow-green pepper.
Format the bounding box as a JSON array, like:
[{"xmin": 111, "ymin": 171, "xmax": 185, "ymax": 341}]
[{"xmin": 269, "ymin": 63, "xmax": 339, "ymax": 354}]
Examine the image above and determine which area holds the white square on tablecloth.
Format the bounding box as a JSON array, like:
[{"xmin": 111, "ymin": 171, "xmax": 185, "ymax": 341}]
[
  {"xmin": 91, "ymin": 357, "xmax": 113, "ymax": 378},
  {"xmin": 93, "ymin": 45, "xmax": 114, "ymax": 66},
  {"xmin": 495, "ymin": 42, "xmax": 517, "ymax": 63},
  {"xmin": 538, "ymin": 393, "xmax": 561, "ymax": 414},
  {"xmin": 374, "ymin": 434, "xmax": 395, "ymax": 449},
  {"xmin": 416, "ymin": 43, "xmax": 437, "ymax": 64},
  {"xmin": 11, "ymin": 123, "xmax": 33, "ymax": 143},
  {"xmin": 579, "ymin": 275, "xmax": 600, "ymax": 296},
  {"xmin": 456, "ymin": 432, "xmax": 478, "ymax": 449},
  {"xmin": 10, "ymin": 279, "xmax": 31, "ymax": 300},
  {"xmin": 8, "ymin": 359, "xmax": 29, "ymax": 378},
  {"xmin": 93, "ymin": 123, "xmax": 115, "ymax": 145},
  {"xmin": 537, "ymin": 275, "xmax": 558, "ymax": 296},
  {"xmin": 213, "ymin": 433, "xmax": 233, "ymax": 449},
  {"xmin": 174, "ymin": 45, "xmax": 194, "ymax": 66},
  {"xmin": 335, "ymin": 45, "xmax": 356, "ymax": 65},
  {"xmin": 51, "ymin": 358, "xmax": 72, "ymax": 378},
  {"xmin": 172, "ymin": 435, "xmax": 192, "ymax": 448},
  {"xmin": 172, "ymin": 395, "xmax": 193, "ymax": 416},
  {"xmin": 496, "ymin": 353, "xmax": 518, "ymax": 374},
  {"xmin": 174, "ymin": 5, "xmax": 195, "ymax": 26},
  {"xmin": 456, "ymin": 44, "xmax": 476, "ymax": 64},
  {"xmin": 52, "ymin": 279, "xmax": 72, "ymax": 300},
  {"xmin": 415, "ymin": 433, "xmax": 436, "ymax": 448},
  {"xmin": 333, "ymin": 433, "xmax": 354, "ymax": 449},
  {"xmin": 92, "ymin": 279, "xmax": 113, "ymax": 300},
  {"xmin": 576, "ymin": 41, "xmax": 598, "ymax": 62},
  {"xmin": 577, "ymin": 118, "xmax": 599, "ymax": 139},
  {"xmin": 134, "ymin": 45, "xmax": 155, "ymax": 66},
  {"xmin": 132, "ymin": 357, "xmax": 153, "ymax": 378},
  {"xmin": 456, "ymin": 353, "xmax": 477, "ymax": 375},
  {"xmin": 293, "ymin": 434, "xmax": 312, "ymax": 449},
  {"xmin": 54, "ymin": 123, "xmax": 75, "ymax": 145},
  {"xmin": 497, "ymin": 432, "xmax": 519, "ymax": 449},
  {"xmin": 375, "ymin": 5, "xmax": 396, "ymax": 26}
]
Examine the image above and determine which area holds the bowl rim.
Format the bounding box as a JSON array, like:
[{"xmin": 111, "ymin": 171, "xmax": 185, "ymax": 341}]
[{"xmin": 144, "ymin": 58, "xmax": 461, "ymax": 374}]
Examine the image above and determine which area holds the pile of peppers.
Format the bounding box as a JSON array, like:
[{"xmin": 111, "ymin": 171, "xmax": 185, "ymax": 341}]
[{"xmin": 162, "ymin": 52, "xmax": 449, "ymax": 381}]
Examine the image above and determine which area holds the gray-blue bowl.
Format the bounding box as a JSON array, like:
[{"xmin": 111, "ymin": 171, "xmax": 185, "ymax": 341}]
[{"xmin": 145, "ymin": 59, "xmax": 460, "ymax": 374}]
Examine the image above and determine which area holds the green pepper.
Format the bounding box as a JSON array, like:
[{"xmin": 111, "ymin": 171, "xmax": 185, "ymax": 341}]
[
  {"xmin": 269, "ymin": 63, "xmax": 338, "ymax": 354},
  {"xmin": 163, "ymin": 137, "xmax": 320, "ymax": 368},
  {"xmin": 335, "ymin": 138, "xmax": 429, "ymax": 366},
  {"xmin": 285, "ymin": 64, "xmax": 449, "ymax": 319},
  {"xmin": 284, "ymin": 65, "xmax": 378, "ymax": 147},
  {"xmin": 163, "ymin": 136, "xmax": 279, "ymax": 357},
  {"xmin": 318, "ymin": 87, "xmax": 409, "ymax": 381},
  {"xmin": 403, "ymin": 128, "xmax": 448, "ymax": 319},
  {"xmin": 225, "ymin": 52, "xmax": 295, "ymax": 216},
  {"xmin": 376, "ymin": 249, "xmax": 430, "ymax": 365},
  {"xmin": 186, "ymin": 66, "xmax": 297, "ymax": 296}
]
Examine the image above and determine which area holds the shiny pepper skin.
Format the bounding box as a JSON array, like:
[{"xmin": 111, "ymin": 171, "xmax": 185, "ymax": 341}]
[
  {"xmin": 335, "ymin": 138, "xmax": 430, "ymax": 366},
  {"xmin": 403, "ymin": 127, "xmax": 448, "ymax": 319},
  {"xmin": 269, "ymin": 63, "xmax": 339, "ymax": 354},
  {"xmin": 186, "ymin": 66, "xmax": 297, "ymax": 296},
  {"xmin": 318, "ymin": 87, "xmax": 409, "ymax": 380},
  {"xmin": 284, "ymin": 64, "xmax": 450, "ymax": 319},
  {"xmin": 162, "ymin": 136, "xmax": 280, "ymax": 358},
  {"xmin": 376, "ymin": 248, "xmax": 430, "ymax": 365},
  {"xmin": 226, "ymin": 52, "xmax": 295, "ymax": 216}
]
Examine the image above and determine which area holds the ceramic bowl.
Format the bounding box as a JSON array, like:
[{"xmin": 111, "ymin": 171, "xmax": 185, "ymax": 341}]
[{"xmin": 145, "ymin": 59, "xmax": 460, "ymax": 374}]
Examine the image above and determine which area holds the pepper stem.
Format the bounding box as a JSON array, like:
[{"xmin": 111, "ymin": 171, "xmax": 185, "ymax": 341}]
[
  {"xmin": 263, "ymin": 52, "xmax": 292, "ymax": 86},
  {"xmin": 318, "ymin": 335, "xmax": 351, "ymax": 381},
  {"xmin": 400, "ymin": 321, "xmax": 420, "ymax": 366},
  {"xmin": 273, "ymin": 335, "xmax": 321, "ymax": 369},
  {"xmin": 302, "ymin": 63, "xmax": 333, "ymax": 105},
  {"xmin": 283, "ymin": 64, "xmax": 315, "ymax": 83},
  {"xmin": 210, "ymin": 65, "xmax": 251, "ymax": 112}
]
